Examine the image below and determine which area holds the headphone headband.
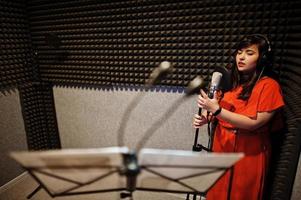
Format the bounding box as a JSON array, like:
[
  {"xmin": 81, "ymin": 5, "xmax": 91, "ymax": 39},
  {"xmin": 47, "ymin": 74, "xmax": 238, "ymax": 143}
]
[{"xmin": 251, "ymin": 34, "xmax": 271, "ymax": 52}]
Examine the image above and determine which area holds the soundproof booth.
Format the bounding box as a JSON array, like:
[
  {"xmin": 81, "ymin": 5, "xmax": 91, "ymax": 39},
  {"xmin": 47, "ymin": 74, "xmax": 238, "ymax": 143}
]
[{"xmin": 1, "ymin": 1, "xmax": 301, "ymax": 200}]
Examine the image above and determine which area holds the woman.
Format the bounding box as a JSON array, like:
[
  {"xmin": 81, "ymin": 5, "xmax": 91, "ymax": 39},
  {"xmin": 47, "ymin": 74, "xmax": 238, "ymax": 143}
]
[{"xmin": 193, "ymin": 34, "xmax": 285, "ymax": 200}]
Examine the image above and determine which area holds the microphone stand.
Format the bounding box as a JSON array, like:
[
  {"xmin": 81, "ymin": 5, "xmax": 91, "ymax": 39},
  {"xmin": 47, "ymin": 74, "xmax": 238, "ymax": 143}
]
[
  {"xmin": 117, "ymin": 61, "xmax": 173, "ymax": 147},
  {"xmin": 192, "ymin": 107, "xmax": 211, "ymax": 152},
  {"xmin": 188, "ymin": 107, "xmax": 210, "ymax": 200},
  {"xmin": 189, "ymin": 85, "xmax": 216, "ymax": 200},
  {"xmin": 117, "ymin": 91, "xmax": 148, "ymax": 147}
]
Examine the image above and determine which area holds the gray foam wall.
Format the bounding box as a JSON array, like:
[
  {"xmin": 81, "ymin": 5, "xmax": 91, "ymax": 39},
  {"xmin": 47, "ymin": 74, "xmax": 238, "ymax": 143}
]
[
  {"xmin": 53, "ymin": 87, "xmax": 208, "ymax": 151},
  {"xmin": 0, "ymin": 91, "xmax": 27, "ymax": 186},
  {"xmin": 292, "ymin": 157, "xmax": 301, "ymax": 200}
]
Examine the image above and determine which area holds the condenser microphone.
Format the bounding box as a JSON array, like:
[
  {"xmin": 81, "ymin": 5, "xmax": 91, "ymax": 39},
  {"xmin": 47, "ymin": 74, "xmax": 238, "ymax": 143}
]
[
  {"xmin": 185, "ymin": 75, "xmax": 205, "ymax": 96},
  {"xmin": 208, "ymin": 72, "xmax": 223, "ymax": 99},
  {"xmin": 146, "ymin": 61, "xmax": 173, "ymax": 87}
]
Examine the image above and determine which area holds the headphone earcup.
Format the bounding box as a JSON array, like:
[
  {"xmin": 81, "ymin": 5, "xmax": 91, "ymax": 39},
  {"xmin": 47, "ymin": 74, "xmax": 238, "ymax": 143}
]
[
  {"xmin": 261, "ymin": 53, "xmax": 267, "ymax": 65},
  {"xmin": 259, "ymin": 49, "xmax": 272, "ymax": 69}
]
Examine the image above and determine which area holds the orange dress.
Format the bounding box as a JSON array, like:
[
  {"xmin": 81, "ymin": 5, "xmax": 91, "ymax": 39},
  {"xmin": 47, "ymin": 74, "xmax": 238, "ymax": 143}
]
[{"xmin": 206, "ymin": 77, "xmax": 285, "ymax": 200}]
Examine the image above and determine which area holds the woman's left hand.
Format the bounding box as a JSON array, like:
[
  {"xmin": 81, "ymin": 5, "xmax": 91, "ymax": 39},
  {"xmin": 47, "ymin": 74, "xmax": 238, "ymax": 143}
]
[{"xmin": 197, "ymin": 89, "xmax": 220, "ymax": 113}]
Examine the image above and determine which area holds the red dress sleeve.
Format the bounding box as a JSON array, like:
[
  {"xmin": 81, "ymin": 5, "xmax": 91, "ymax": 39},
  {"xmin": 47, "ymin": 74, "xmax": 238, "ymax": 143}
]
[{"xmin": 243, "ymin": 77, "xmax": 285, "ymax": 118}]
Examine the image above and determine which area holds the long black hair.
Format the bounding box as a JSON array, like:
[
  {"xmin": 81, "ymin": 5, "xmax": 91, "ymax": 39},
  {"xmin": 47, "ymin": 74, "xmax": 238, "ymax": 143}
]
[{"xmin": 231, "ymin": 34, "xmax": 274, "ymax": 100}]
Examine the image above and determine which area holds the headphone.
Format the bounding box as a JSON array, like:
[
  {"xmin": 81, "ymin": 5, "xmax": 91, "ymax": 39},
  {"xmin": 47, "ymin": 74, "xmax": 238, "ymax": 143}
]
[
  {"xmin": 250, "ymin": 34, "xmax": 272, "ymax": 83},
  {"xmin": 250, "ymin": 34, "xmax": 272, "ymax": 65}
]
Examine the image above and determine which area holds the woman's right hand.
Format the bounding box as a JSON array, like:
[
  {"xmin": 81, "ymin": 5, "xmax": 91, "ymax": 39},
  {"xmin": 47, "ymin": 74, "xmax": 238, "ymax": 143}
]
[{"xmin": 193, "ymin": 114, "xmax": 207, "ymax": 128}]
